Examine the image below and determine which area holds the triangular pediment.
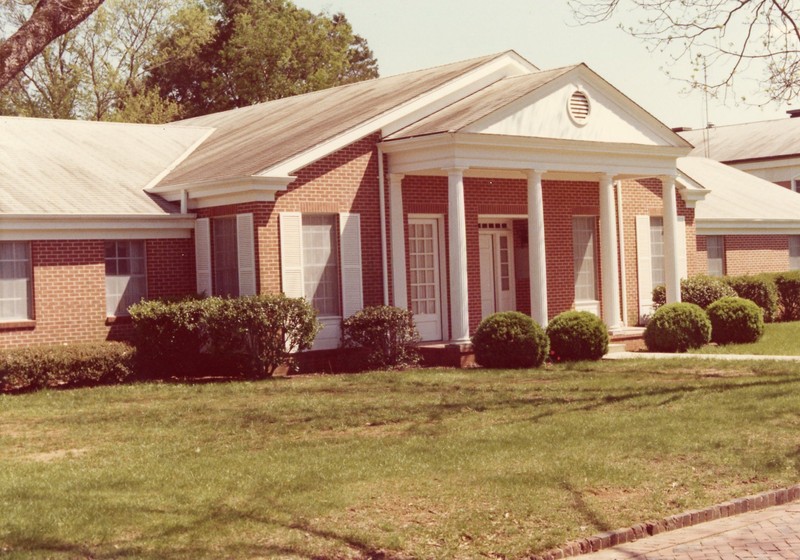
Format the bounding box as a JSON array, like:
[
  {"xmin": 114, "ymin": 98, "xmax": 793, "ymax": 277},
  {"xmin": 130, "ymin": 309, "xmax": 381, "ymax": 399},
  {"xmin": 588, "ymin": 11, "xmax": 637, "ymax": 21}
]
[{"xmin": 459, "ymin": 66, "xmax": 687, "ymax": 148}]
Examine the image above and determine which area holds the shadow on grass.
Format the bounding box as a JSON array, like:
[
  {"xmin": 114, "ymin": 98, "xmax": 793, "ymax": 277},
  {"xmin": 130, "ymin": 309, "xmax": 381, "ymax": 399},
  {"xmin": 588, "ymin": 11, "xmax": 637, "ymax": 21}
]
[{"xmin": 1, "ymin": 504, "xmax": 405, "ymax": 560}]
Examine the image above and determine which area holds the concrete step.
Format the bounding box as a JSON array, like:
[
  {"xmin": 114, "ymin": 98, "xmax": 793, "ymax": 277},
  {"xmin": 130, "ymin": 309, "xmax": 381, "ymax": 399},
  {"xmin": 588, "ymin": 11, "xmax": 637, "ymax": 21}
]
[{"xmin": 607, "ymin": 342, "xmax": 628, "ymax": 354}]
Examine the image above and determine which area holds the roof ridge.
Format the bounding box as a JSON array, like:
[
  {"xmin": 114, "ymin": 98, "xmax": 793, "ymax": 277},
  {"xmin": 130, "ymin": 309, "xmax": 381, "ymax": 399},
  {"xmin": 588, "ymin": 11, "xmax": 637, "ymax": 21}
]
[{"xmin": 174, "ymin": 52, "xmax": 514, "ymax": 125}]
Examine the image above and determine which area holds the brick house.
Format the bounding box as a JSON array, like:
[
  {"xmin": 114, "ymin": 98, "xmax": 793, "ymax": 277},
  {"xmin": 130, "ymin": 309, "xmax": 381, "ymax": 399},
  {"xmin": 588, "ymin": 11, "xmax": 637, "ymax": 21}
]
[{"xmin": 3, "ymin": 51, "xmax": 800, "ymax": 352}]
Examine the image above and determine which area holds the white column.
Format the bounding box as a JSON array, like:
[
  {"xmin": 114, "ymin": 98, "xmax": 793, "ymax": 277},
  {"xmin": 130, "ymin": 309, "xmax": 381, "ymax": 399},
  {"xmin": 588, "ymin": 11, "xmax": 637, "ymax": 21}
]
[
  {"xmin": 389, "ymin": 173, "xmax": 408, "ymax": 309},
  {"xmin": 527, "ymin": 170, "xmax": 548, "ymax": 327},
  {"xmin": 599, "ymin": 174, "xmax": 623, "ymax": 330},
  {"xmin": 447, "ymin": 168, "xmax": 470, "ymax": 342},
  {"xmin": 663, "ymin": 175, "xmax": 682, "ymax": 304}
]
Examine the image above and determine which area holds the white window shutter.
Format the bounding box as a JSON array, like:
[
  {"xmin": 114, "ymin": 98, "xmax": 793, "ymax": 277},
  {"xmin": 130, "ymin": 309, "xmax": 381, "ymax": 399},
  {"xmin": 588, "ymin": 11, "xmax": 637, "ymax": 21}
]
[
  {"xmin": 195, "ymin": 217, "xmax": 212, "ymax": 296},
  {"xmin": 339, "ymin": 212, "xmax": 363, "ymax": 318},
  {"xmin": 635, "ymin": 215, "xmax": 653, "ymax": 322},
  {"xmin": 237, "ymin": 213, "xmax": 257, "ymax": 296},
  {"xmin": 279, "ymin": 212, "xmax": 304, "ymax": 298},
  {"xmin": 677, "ymin": 216, "xmax": 688, "ymax": 281}
]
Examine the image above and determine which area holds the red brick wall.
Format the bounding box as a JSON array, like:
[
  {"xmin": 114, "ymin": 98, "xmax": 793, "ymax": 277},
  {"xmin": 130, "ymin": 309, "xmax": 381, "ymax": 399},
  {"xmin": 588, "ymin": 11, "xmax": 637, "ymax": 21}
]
[
  {"xmin": 197, "ymin": 133, "xmax": 385, "ymax": 310},
  {"xmin": 0, "ymin": 238, "xmax": 195, "ymax": 350},
  {"xmin": 698, "ymin": 235, "xmax": 790, "ymax": 275},
  {"xmin": 618, "ymin": 178, "xmax": 695, "ymax": 326},
  {"xmin": 399, "ymin": 175, "xmax": 603, "ymax": 337}
]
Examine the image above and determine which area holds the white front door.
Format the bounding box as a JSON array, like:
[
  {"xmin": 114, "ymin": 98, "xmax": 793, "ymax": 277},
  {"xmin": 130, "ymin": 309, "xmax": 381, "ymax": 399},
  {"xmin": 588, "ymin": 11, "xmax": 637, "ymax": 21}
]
[
  {"xmin": 479, "ymin": 229, "xmax": 515, "ymax": 320},
  {"xmin": 408, "ymin": 218, "xmax": 442, "ymax": 341}
]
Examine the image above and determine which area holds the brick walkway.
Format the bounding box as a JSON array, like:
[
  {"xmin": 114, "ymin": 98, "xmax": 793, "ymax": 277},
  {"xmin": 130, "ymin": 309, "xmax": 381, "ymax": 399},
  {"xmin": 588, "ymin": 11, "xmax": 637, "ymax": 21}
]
[{"xmin": 583, "ymin": 502, "xmax": 800, "ymax": 559}]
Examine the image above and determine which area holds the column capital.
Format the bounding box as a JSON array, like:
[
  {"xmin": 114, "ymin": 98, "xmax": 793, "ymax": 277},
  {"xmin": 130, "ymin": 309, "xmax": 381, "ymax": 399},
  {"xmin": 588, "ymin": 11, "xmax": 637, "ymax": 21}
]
[
  {"xmin": 444, "ymin": 166, "xmax": 468, "ymax": 177},
  {"xmin": 524, "ymin": 169, "xmax": 547, "ymax": 180},
  {"xmin": 388, "ymin": 173, "xmax": 404, "ymax": 186},
  {"xmin": 599, "ymin": 172, "xmax": 616, "ymax": 184}
]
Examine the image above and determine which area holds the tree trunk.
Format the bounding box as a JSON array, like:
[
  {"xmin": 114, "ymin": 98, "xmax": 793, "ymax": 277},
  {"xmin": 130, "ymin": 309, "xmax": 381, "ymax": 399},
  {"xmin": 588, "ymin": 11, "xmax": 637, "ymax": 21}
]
[{"xmin": 0, "ymin": 0, "xmax": 106, "ymax": 90}]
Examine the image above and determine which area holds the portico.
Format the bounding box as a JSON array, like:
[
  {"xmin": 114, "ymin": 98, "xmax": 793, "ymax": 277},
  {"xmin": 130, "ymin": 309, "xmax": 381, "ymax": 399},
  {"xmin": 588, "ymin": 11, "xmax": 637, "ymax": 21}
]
[{"xmin": 382, "ymin": 133, "xmax": 684, "ymax": 343}]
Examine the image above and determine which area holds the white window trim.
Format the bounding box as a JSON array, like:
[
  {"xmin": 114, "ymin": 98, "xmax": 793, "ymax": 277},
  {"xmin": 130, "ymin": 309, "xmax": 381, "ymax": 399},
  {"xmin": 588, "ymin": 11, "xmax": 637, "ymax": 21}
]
[
  {"xmin": 279, "ymin": 212, "xmax": 364, "ymax": 350},
  {"xmin": 105, "ymin": 240, "xmax": 147, "ymax": 317},
  {"xmin": 0, "ymin": 241, "xmax": 33, "ymax": 322}
]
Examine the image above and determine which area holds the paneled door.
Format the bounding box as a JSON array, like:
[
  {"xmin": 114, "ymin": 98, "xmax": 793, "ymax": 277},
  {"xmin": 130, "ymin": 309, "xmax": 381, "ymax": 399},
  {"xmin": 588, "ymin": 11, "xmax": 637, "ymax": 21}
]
[{"xmin": 408, "ymin": 218, "xmax": 442, "ymax": 341}]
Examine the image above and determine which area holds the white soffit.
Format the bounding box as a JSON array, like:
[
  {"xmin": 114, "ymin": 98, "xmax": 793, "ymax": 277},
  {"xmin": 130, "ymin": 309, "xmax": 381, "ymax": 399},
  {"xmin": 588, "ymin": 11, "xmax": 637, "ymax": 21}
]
[
  {"xmin": 465, "ymin": 67, "xmax": 686, "ymax": 147},
  {"xmin": 0, "ymin": 214, "xmax": 196, "ymax": 241}
]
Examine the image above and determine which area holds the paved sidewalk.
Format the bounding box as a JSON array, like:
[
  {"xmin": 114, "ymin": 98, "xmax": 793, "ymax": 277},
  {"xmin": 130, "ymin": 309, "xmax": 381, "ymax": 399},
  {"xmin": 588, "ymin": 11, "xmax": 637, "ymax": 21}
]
[
  {"xmin": 605, "ymin": 351, "xmax": 800, "ymax": 361},
  {"xmin": 583, "ymin": 502, "xmax": 800, "ymax": 559}
]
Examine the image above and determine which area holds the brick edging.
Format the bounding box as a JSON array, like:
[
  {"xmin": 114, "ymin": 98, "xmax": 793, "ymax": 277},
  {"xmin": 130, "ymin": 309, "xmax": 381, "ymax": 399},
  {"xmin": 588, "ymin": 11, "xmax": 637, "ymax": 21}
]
[{"xmin": 531, "ymin": 484, "xmax": 800, "ymax": 559}]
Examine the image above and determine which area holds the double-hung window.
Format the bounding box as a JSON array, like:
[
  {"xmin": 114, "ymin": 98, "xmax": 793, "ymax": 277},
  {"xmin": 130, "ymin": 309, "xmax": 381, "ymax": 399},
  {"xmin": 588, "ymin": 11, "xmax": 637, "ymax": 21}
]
[
  {"xmin": 706, "ymin": 236, "xmax": 725, "ymax": 277},
  {"xmin": 790, "ymin": 236, "xmax": 800, "ymax": 270},
  {"xmin": 0, "ymin": 242, "xmax": 32, "ymax": 321},
  {"xmin": 572, "ymin": 216, "xmax": 598, "ymax": 303},
  {"xmin": 213, "ymin": 216, "xmax": 239, "ymax": 297},
  {"xmin": 302, "ymin": 215, "xmax": 341, "ymax": 317},
  {"xmin": 105, "ymin": 240, "xmax": 146, "ymax": 316},
  {"xmin": 279, "ymin": 211, "xmax": 363, "ymax": 350},
  {"xmin": 649, "ymin": 217, "xmax": 665, "ymax": 287}
]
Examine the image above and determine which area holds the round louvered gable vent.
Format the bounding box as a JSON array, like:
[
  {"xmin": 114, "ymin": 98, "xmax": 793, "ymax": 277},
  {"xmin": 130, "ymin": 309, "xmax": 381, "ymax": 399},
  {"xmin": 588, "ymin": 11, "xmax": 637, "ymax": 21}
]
[{"xmin": 568, "ymin": 90, "xmax": 591, "ymax": 125}]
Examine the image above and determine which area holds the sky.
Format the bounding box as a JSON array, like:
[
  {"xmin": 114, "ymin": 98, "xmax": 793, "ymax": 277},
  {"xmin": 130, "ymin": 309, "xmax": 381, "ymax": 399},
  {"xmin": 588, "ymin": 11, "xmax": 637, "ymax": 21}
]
[{"xmin": 295, "ymin": 0, "xmax": 793, "ymax": 129}]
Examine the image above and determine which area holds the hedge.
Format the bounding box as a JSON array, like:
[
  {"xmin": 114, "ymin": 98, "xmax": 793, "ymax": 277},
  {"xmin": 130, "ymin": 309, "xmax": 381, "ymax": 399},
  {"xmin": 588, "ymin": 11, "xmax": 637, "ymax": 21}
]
[{"xmin": 0, "ymin": 342, "xmax": 136, "ymax": 394}]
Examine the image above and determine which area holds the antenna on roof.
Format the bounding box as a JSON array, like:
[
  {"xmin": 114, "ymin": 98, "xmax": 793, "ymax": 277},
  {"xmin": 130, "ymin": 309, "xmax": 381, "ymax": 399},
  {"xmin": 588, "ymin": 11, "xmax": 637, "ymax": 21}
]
[{"xmin": 701, "ymin": 56, "xmax": 711, "ymax": 159}]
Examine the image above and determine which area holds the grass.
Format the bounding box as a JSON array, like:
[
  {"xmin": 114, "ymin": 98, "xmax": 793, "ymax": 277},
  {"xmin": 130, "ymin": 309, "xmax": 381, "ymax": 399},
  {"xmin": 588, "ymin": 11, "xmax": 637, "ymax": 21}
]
[
  {"xmin": 690, "ymin": 320, "xmax": 800, "ymax": 355},
  {"xmin": 3, "ymin": 359, "xmax": 800, "ymax": 559}
]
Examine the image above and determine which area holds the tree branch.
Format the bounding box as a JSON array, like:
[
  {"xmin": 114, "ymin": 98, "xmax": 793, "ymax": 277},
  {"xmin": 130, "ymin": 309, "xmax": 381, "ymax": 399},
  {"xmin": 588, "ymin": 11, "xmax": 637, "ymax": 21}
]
[{"xmin": 0, "ymin": 0, "xmax": 106, "ymax": 90}]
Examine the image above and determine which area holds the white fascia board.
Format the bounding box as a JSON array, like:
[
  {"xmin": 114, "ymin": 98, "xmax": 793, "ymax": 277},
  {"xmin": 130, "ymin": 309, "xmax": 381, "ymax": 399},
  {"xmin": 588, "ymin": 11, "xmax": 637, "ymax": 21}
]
[
  {"xmin": 675, "ymin": 174, "xmax": 711, "ymax": 208},
  {"xmin": 143, "ymin": 127, "xmax": 217, "ymax": 191},
  {"xmin": 729, "ymin": 156, "xmax": 800, "ymax": 171},
  {"xmin": 148, "ymin": 175, "xmax": 294, "ymax": 207},
  {"xmin": 260, "ymin": 53, "xmax": 537, "ymax": 178},
  {"xmin": 697, "ymin": 219, "xmax": 800, "ymax": 236},
  {"xmin": 0, "ymin": 214, "xmax": 196, "ymax": 241},
  {"xmin": 382, "ymin": 133, "xmax": 688, "ymax": 177}
]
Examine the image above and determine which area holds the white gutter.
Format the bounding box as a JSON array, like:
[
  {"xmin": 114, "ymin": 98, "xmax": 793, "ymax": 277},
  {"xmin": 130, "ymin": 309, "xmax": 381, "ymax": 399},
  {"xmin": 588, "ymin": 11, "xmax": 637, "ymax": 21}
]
[{"xmin": 378, "ymin": 146, "xmax": 389, "ymax": 305}]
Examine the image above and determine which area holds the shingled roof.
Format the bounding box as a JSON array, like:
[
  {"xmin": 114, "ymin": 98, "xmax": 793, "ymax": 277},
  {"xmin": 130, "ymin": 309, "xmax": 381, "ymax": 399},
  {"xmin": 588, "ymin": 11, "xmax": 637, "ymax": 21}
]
[
  {"xmin": 679, "ymin": 119, "xmax": 800, "ymax": 163},
  {"xmin": 158, "ymin": 52, "xmax": 514, "ymax": 187},
  {"xmin": 0, "ymin": 117, "xmax": 211, "ymax": 216}
]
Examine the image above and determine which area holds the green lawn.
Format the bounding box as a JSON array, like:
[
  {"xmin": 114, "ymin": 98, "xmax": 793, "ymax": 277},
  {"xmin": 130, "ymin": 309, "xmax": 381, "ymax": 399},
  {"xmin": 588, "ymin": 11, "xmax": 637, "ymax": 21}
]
[
  {"xmin": 691, "ymin": 320, "xmax": 800, "ymax": 355},
  {"xmin": 3, "ymin": 360, "xmax": 800, "ymax": 559}
]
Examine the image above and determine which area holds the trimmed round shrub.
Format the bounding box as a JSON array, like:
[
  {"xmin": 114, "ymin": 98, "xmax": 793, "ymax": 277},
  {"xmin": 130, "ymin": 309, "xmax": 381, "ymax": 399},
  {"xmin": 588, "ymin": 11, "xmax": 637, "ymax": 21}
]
[
  {"xmin": 774, "ymin": 271, "xmax": 800, "ymax": 321},
  {"xmin": 472, "ymin": 311, "xmax": 549, "ymax": 369},
  {"xmin": 706, "ymin": 296, "xmax": 765, "ymax": 345},
  {"xmin": 546, "ymin": 311, "xmax": 608, "ymax": 361},
  {"xmin": 724, "ymin": 274, "xmax": 779, "ymax": 323},
  {"xmin": 652, "ymin": 275, "xmax": 736, "ymax": 310},
  {"xmin": 342, "ymin": 305, "xmax": 420, "ymax": 370},
  {"xmin": 643, "ymin": 302, "xmax": 711, "ymax": 353}
]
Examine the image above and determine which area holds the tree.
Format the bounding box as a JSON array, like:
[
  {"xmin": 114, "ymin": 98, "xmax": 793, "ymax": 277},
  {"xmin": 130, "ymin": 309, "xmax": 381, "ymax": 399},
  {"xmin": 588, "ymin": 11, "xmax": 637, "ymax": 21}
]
[
  {"xmin": 148, "ymin": 0, "xmax": 379, "ymax": 118},
  {"xmin": 0, "ymin": 0, "xmax": 214, "ymax": 121},
  {"xmin": 569, "ymin": 0, "xmax": 800, "ymax": 105},
  {"xmin": 0, "ymin": 0, "xmax": 106, "ymax": 91}
]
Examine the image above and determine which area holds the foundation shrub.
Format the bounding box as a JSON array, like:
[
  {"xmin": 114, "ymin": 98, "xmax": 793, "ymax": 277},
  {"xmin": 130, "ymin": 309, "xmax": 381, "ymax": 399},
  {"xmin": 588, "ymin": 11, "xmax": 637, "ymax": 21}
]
[
  {"xmin": 341, "ymin": 306, "xmax": 420, "ymax": 371},
  {"xmin": 472, "ymin": 311, "xmax": 549, "ymax": 369},
  {"xmin": 706, "ymin": 296, "xmax": 765, "ymax": 345},
  {"xmin": 129, "ymin": 296, "xmax": 208, "ymax": 378},
  {"xmin": 723, "ymin": 274, "xmax": 779, "ymax": 323},
  {"xmin": 774, "ymin": 271, "xmax": 800, "ymax": 321},
  {"xmin": 652, "ymin": 275, "xmax": 736, "ymax": 310},
  {"xmin": 0, "ymin": 342, "xmax": 136, "ymax": 393},
  {"xmin": 130, "ymin": 295, "xmax": 320, "ymax": 379},
  {"xmin": 643, "ymin": 302, "xmax": 711, "ymax": 353},
  {"xmin": 546, "ymin": 311, "xmax": 608, "ymax": 361}
]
